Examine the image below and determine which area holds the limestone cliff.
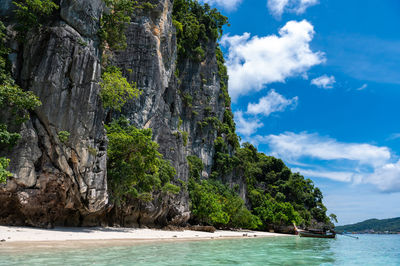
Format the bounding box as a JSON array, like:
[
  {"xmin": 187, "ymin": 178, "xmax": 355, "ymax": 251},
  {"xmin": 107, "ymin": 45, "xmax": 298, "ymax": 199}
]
[
  {"xmin": 1, "ymin": 0, "xmax": 109, "ymax": 227},
  {"xmin": 0, "ymin": 0, "xmax": 227, "ymax": 227}
]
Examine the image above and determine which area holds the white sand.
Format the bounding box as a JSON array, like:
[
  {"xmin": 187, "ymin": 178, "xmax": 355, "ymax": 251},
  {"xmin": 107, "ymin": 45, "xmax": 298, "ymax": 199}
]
[{"xmin": 0, "ymin": 226, "xmax": 290, "ymax": 243}]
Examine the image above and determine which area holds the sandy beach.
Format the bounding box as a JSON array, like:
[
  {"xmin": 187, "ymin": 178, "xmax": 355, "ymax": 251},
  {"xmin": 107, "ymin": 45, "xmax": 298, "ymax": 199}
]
[{"xmin": 0, "ymin": 226, "xmax": 291, "ymax": 250}]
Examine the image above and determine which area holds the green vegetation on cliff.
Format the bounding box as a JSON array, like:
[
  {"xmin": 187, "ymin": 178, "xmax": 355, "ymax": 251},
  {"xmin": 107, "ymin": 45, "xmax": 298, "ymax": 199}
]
[
  {"xmin": 0, "ymin": 20, "xmax": 41, "ymax": 183},
  {"xmin": 99, "ymin": 1, "xmax": 179, "ymax": 205},
  {"xmin": 187, "ymin": 155, "xmax": 260, "ymax": 229},
  {"xmin": 12, "ymin": 0, "xmax": 59, "ymax": 40},
  {"xmin": 173, "ymin": 0, "xmax": 332, "ymax": 230},
  {"xmin": 236, "ymin": 143, "xmax": 330, "ymax": 228},
  {"xmin": 336, "ymin": 217, "xmax": 400, "ymax": 233},
  {"xmin": 100, "ymin": 0, "xmax": 137, "ymax": 51},
  {"xmin": 100, "ymin": 0, "xmax": 157, "ymax": 51},
  {"xmin": 106, "ymin": 117, "xmax": 180, "ymax": 204},
  {"xmin": 172, "ymin": 0, "xmax": 228, "ymax": 61},
  {"xmin": 100, "ymin": 66, "xmax": 140, "ymax": 112}
]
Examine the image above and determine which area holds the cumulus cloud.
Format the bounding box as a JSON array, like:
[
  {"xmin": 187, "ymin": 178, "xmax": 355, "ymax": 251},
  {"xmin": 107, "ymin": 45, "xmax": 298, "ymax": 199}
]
[
  {"xmin": 262, "ymin": 132, "xmax": 391, "ymax": 166},
  {"xmin": 235, "ymin": 111, "xmax": 263, "ymax": 136},
  {"xmin": 254, "ymin": 131, "xmax": 400, "ymax": 192},
  {"xmin": 268, "ymin": 0, "xmax": 319, "ymax": 17},
  {"xmin": 221, "ymin": 20, "xmax": 325, "ymax": 101},
  {"xmin": 247, "ymin": 89, "xmax": 298, "ymax": 116},
  {"xmin": 366, "ymin": 160, "xmax": 400, "ymax": 193},
  {"xmin": 311, "ymin": 75, "xmax": 336, "ymax": 89},
  {"xmin": 200, "ymin": 0, "xmax": 242, "ymax": 10}
]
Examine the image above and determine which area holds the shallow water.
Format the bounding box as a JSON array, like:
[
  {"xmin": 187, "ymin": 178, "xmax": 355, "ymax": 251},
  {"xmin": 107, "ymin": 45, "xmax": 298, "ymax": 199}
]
[{"xmin": 0, "ymin": 234, "xmax": 399, "ymax": 265}]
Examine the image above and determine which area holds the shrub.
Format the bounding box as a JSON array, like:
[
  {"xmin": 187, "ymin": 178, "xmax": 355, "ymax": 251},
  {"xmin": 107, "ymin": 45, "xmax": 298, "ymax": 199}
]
[
  {"xmin": 99, "ymin": 0, "xmax": 137, "ymax": 51},
  {"xmin": 13, "ymin": 0, "xmax": 59, "ymax": 39},
  {"xmin": 172, "ymin": 0, "xmax": 228, "ymax": 62},
  {"xmin": 182, "ymin": 93, "xmax": 193, "ymax": 108},
  {"xmin": 0, "ymin": 157, "xmax": 12, "ymax": 184},
  {"xmin": 100, "ymin": 66, "xmax": 140, "ymax": 112},
  {"xmin": 58, "ymin": 131, "xmax": 70, "ymax": 144},
  {"xmin": 189, "ymin": 179, "xmax": 260, "ymax": 229},
  {"xmin": 182, "ymin": 131, "xmax": 188, "ymax": 146},
  {"xmin": 187, "ymin": 155, "xmax": 203, "ymax": 181},
  {"xmin": 106, "ymin": 117, "xmax": 178, "ymax": 204}
]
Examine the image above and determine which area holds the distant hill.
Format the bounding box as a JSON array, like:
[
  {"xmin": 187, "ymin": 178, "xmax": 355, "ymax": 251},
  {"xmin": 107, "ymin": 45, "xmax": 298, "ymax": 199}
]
[{"xmin": 336, "ymin": 217, "xmax": 400, "ymax": 233}]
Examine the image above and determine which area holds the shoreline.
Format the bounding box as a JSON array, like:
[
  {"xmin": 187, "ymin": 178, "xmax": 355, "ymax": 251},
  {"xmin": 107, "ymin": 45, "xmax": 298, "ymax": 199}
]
[{"xmin": 0, "ymin": 226, "xmax": 293, "ymax": 250}]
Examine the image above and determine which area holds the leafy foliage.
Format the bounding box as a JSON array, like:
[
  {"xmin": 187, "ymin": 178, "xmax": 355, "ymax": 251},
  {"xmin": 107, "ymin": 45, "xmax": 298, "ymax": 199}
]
[
  {"xmin": 0, "ymin": 20, "xmax": 41, "ymax": 122},
  {"xmin": 187, "ymin": 155, "xmax": 203, "ymax": 181},
  {"xmin": 172, "ymin": 0, "xmax": 228, "ymax": 62},
  {"xmin": 100, "ymin": 0, "xmax": 137, "ymax": 51},
  {"xmin": 249, "ymin": 189, "xmax": 303, "ymax": 227},
  {"xmin": 0, "ymin": 82, "xmax": 42, "ymax": 123},
  {"xmin": 106, "ymin": 117, "xmax": 179, "ymax": 204},
  {"xmin": 100, "ymin": 66, "xmax": 140, "ymax": 112},
  {"xmin": 209, "ymin": 46, "xmax": 240, "ymax": 180},
  {"xmin": 235, "ymin": 143, "xmax": 331, "ymax": 228},
  {"xmin": 0, "ymin": 157, "xmax": 12, "ymax": 184},
  {"xmin": 0, "ymin": 124, "xmax": 20, "ymax": 148},
  {"xmin": 188, "ymin": 178, "xmax": 260, "ymax": 229},
  {"xmin": 13, "ymin": 0, "xmax": 59, "ymax": 39},
  {"xmin": 211, "ymin": 137, "xmax": 239, "ymax": 178},
  {"xmin": 58, "ymin": 131, "xmax": 70, "ymax": 144},
  {"xmin": 187, "ymin": 155, "xmax": 260, "ymax": 229}
]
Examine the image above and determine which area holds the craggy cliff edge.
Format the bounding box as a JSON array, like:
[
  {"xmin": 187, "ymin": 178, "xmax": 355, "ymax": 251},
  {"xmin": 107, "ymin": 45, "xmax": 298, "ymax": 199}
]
[
  {"xmin": 0, "ymin": 0, "xmax": 333, "ymax": 231},
  {"xmin": 0, "ymin": 0, "xmax": 226, "ymax": 227}
]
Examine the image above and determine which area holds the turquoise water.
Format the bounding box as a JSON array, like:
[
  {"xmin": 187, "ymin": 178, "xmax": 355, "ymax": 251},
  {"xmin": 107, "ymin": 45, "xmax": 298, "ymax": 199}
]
[{"xmin": 1, "ymin": 234, "xmax": 399, "ymax": 265}]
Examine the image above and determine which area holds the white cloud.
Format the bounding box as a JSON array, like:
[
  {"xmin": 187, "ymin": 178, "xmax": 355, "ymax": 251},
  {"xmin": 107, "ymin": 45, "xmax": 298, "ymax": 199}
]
[
  {"xmin": 366, "ymin": 160, "xmax": 400, "ymax": 193},
  {"xmin": 262, "ymin": 132, "xmax": 390, "ymax": 166},
  {"xmin": 200, "ymin": 0, "xmax": 242, "ymax": 10},
  {"xmin": 311, "ymin": 75, "xmax": 336, "ymax": 89},
  {"xmin": 221, "ymin": 20, "xmax": 325, "ymax": 101},
  {"xmin": 357, "ymin": 84, "xmax": 368, "ymax": 91},
  {"xmin": 292, "ymin": 168, "xmax": 355, "ymax": 182},
  {"xmin": 234, "ymin": 111, "xmax": 263, "ymax": 136},
  {"xmin": 253, "ymin": 131, "xmax": 400, "ymax": 192},
  {"xmin": 268, "ymin": 0, "xmax": 319, "ymax": 17},
  {"xmin": 247, "ymin": 89, "xmax": 298, "ymax": 116}
]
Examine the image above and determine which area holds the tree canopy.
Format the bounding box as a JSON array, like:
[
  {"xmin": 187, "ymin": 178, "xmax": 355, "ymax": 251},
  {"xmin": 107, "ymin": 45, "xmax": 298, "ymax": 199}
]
[
  {"xmin": 106, "ymin": 117, "xmax": 179, "ymax": 204},
  {"xmin": 100, "ymin": 66, "xmax": 140, "ymax": 112},
  {"xmin": 173, "ymin": 0, "xmax": 228, "ymax": 61}
]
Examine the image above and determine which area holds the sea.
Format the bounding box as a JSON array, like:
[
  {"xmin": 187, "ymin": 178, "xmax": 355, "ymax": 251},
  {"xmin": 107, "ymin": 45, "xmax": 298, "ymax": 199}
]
[{"xmin": 0, "ymin": 234, "xmax": 399, "ymax": 265}]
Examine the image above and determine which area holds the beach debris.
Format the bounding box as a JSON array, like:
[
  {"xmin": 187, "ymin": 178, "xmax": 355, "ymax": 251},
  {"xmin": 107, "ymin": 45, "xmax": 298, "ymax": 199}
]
[{"xmin": 0, "ymin": 239, "xmax": 5, "ymax": 242}]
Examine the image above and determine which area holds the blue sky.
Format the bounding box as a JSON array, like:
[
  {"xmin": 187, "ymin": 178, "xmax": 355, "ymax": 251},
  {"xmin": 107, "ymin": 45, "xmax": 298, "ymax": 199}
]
[{"xmin": 200, "ymin": 0, "xmax": 400, "ymax": 225}]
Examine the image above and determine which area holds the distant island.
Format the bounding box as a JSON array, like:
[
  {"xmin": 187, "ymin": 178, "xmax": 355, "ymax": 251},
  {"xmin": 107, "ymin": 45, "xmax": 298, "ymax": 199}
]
[{"xmin": 335, "ymin": 217, "xmax": 400, "ymax": 234}]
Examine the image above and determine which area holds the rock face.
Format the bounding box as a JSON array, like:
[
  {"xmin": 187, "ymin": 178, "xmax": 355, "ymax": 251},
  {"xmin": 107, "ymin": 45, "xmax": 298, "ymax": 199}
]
[
  {"xmin": 107, "ymin": 0, "xmax": 226, "ymax": 227},
  {"xmin": 0, "ymin": 0, "xmax": 109, "ymax": 227},
  {"xmin": 0, "ymin": 0, "xmax": 228, "ymax": 227}
]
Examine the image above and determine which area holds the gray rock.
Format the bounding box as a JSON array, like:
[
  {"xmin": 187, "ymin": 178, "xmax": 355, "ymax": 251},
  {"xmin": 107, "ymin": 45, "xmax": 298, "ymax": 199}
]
[
  {"xmin": 1, "ymin": 20, "xmax": 108, "ymax": 226},
  {"xmin": 0, "ymin": 0, "xmax": 234, "ymax": 228},
  {"xmin": 60, "ymin": 0, "xmax": 105, "ymax": 37}
]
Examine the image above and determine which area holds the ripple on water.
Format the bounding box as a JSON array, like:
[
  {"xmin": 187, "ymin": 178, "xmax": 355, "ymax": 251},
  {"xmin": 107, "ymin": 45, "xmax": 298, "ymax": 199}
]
[{"xmin": 0, "ymin": 235, "xmax": 400, "ymax": 265}]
